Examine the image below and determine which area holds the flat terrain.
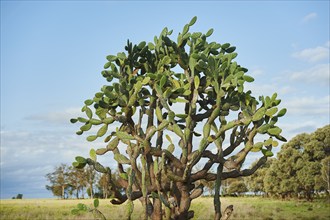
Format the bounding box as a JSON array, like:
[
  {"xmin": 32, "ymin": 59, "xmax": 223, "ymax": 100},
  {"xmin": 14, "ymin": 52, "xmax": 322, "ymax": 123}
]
[{"xmin": 0, "ymin": 197, "xmax": 329, "ymax": 220}]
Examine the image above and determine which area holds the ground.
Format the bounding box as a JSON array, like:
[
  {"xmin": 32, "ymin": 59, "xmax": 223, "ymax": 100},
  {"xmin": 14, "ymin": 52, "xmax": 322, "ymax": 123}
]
[{"xmin": 0, "ymin": 197, "xmax": 329, "ymax": 220}]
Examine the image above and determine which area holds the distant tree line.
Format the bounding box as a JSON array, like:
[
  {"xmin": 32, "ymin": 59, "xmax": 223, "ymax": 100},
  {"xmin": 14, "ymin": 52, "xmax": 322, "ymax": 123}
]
[
  {"xmin": 46, "ymin": 125, "xmax": 329, "ymax": 201},
  {"xmin": 246, "ymin": 125, "xmax": 330, "ymax": 201},
  {"xmin": 45, "ymin": 164, "xmax": 123, "ymax": 199}
]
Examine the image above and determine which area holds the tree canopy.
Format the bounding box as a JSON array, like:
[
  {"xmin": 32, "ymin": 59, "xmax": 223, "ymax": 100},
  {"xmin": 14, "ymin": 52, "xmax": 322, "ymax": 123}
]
[
  {"xmin": 46, "ymin": 164, "xmax": 97, "ymax": 199},
  {"xmin": 247, "ymin": 125, "xmax": 330, "ymax": 201}
]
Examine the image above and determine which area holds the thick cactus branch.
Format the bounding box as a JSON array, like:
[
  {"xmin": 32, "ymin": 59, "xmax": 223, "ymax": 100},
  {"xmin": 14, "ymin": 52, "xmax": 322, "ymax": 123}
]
[
  {"xmin": 191, "ymin": 108, "xmax": 213, "ymax": 122},
  {"xmin": 223, "ymin": 126, "xmax": 247, "ymax": 156},
  {"xmin": 214, "ymin": 164, "xmax": 223, "ymax": 220},
  {"xmin": 201, "ymin": 156, "xmax": 268, "ymax": 182},
  {"xmin": 150, "ymin": 148, "xmax": 184, "ymax": 169}
]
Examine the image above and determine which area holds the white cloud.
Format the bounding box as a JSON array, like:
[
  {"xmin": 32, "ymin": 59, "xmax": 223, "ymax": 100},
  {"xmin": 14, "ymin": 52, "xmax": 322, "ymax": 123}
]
[
  {"xmin": 326, "ymin": 41, "xmax": 330, "ymax": 48},
  {"xmin": 24, "ymin": 107, "xmax": 83, "ymax": 125},
  {"xmin": 302, "ymin": 12, "xmax": 317, "ymax": 23},
  {"xmin": 249, "ymin": 67, "xmax": 264, "ymax": 76},
  {"xmin": 289, "ymin": 63, "xmax": 330, "ymax": 85},
  {"xmin": 280, "ymin": 121, "xmax": 324, "ymax": 138},
  {"xmin": 245, "ymin": 81, "xmax": 294, "ymax": 98},
  {"xmin": 292, "ymin": 45, "xmax": 329, "ymax": 63},
  {"xmin": 283, "ymin": 95, "xmax": 330, "ymax": 117}
]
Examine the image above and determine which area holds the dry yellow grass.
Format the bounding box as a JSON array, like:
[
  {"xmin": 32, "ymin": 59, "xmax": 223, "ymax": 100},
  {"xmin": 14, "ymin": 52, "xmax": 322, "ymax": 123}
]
[{"xmin": 0, "ymin": 197, "xmax": 329, "ymax": 220}]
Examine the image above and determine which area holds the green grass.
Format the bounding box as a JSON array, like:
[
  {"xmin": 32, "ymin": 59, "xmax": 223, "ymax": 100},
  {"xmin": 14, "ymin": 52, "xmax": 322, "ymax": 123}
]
[
  {"xmin": 191, "ymin": 197, "xmax": 330, "ymax": 220},
  {"xmin": 0, "ymin": 197, "xmax": 329, "ymax": 220}
]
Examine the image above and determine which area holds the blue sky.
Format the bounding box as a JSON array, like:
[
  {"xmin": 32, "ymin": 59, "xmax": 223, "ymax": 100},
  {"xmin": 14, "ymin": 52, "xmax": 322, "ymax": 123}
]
[{"xmin": 1, "ymin": 1, "xmax": 329, "ymax": 199}]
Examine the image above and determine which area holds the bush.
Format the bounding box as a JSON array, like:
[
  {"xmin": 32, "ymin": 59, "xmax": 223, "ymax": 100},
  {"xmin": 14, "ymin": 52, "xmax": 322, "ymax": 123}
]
[{"xmin": 16, "ymin": 194, "xmax": 23, "ymax": 199}]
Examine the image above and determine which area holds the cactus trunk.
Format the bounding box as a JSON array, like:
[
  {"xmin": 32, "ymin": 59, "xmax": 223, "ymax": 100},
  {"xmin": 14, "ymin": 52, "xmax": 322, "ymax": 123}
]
[
  {"xmin": 151, "ymin": 198, "xmax": 162, "ymax": 220},
  {"xmin": 214, "ymin": 164, "xmax": 223, "ymax": 220},
  {"xmin": 176, "ymin": 183, "xmax": 193, "ymax": 220}
]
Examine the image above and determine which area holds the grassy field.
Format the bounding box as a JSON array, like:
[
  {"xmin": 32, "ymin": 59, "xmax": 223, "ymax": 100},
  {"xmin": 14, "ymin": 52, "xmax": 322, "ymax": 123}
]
[{"xmin": 0, "ymin": 197, "xmax": 329, "ymax": 220}]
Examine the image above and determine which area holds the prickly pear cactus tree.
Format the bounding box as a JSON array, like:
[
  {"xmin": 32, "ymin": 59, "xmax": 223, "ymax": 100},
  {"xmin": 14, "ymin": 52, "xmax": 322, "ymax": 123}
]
[{"xmin": 71, "ymin": 17, "xmax": 286, "ymax": 220}]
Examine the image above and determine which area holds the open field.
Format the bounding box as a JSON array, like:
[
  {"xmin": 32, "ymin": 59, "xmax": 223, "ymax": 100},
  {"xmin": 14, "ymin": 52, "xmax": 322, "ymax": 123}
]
[{"xmin": 0, "ymin": 197, "xmax": 329, "ymax": 220}]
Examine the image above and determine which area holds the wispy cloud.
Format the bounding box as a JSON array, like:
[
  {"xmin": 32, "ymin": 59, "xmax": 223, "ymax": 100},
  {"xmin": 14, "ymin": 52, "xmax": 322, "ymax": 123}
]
[
  {"xmin": 289, "ymin": 63, "xmax": 329, "ymax": 86},
  {"xmin": 283, "ymin": 95, "xmax": 330, "ymax": 117},
  {"xmin": 279, "ymin": 120, "xmax": 327, "ymax": 140},
  {"xmin": 245, "ymin": 81, "xmax": 294, "ymax": 98},
  {"xmin": 326, "ymin": 41, "xmax": 330, "ymax": 48},
  {"xmin": 292, "ymin": 44, "xmax": 329, "ymax": 63},
  {"xmin": 302, "ymin": 12, "xmax": 317, "ymax": 23},
  {"xmin": 24, "ymin": 108, "xmax": 83, "ymax": 125},
  {"xmin": 249, "ymin": 67, "xmax": 264, "ymax": 76}
]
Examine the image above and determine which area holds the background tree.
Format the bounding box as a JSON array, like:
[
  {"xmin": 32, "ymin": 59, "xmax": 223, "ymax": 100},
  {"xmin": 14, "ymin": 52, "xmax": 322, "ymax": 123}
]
[
  {"xmin": 265, "ymin": 134, "xmax": 306, "ymax": 199},
  {"xmin": 97, "ymin": 173, "xmax": 110, "ymax": 199},
  {"xmin": 246, "ymin": 159, "xmax": 273, "ymax": 195},
  {"xmin": 263, "ymin": 125, "xmax": 329, "ymax": 201},
  {"xmin": 71, "ymin": 17, "xmax": 287, "ymax": 220},
  {"xmin": 220, "ymin": 177, "xmax": 247, "ymax": 196},
  {"xmin": 15, "ymin": 194, "xmax": 23, "ymax": 199},
  {"xmin": 220, "ymin": 178, "xmax": 230, "ymax": 196},
  {"xmin": 226, "ymin": 178, "xmax": 248, "ymax": 196},
  {"xmin": 46, "ymin": 164, "xmax": 99, "ymax": 199},
  {"xmin": 46, "ymin": 164, "xmax": 71, "ymax": 199},
  {"xmin": 319, "ymin": 156, "xmax": 330, "ymax": 195},
  {"xmin": 68, "ymin": 166, "xmax": 87, "ymax": 199},
  {"xmin": 85, "ymin": 165, "xmax": 97, "ymax": 199}
]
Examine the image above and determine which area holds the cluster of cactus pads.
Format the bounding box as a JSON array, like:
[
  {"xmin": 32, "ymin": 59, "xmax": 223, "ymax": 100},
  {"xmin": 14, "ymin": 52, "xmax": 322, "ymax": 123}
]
[{"xmin": 71, "ymin": 17, "xmax": 286, "ymax": 220}]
